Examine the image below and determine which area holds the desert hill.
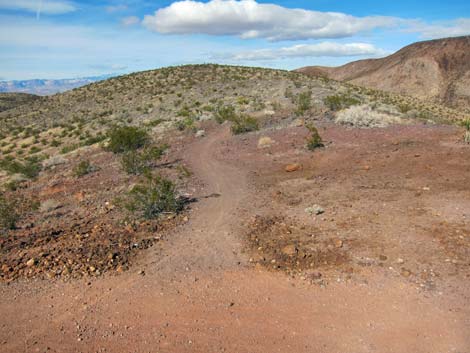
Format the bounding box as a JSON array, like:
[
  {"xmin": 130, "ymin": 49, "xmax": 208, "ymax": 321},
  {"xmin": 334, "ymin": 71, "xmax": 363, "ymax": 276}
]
[
  {"xmin": 297, "ymin": 36, "xmax": 470, "ymax": 111},
  {"xmin": 0, "ymin": 92, "xmax": 40, "ymax": 112}
]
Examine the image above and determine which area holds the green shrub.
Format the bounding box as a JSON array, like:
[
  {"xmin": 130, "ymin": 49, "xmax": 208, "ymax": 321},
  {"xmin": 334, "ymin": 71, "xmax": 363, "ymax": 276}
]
[
  {"xmin": 231, "ymin": 114, "xmax": 259, "ymax": 135},
  {"xmin": 107, "ymin": 126, "xmax": 149, "ymax": 153},
  {"xmin": 123, "ymin": 174, "xmax": 183, "ymax": 219},
  {"xmin": 214, "ymin": 104, "xmax": 237, "ymax": 124},
  {"xmin": 324, "ymin": 94, "xmax": 361, "ymax": 111},
  {"xmin": 306, "ymin": 124, "xmax": 324, "ymax": 150},
  {"xmin": 120, "ymin": 145, "xmax": 167, "ymax": 175},
  {"xmin": 295, "ymin": 91, "xmax": 312, "ymax": 116},
  {"xmin": 0, "ymin": 192, "xmax": 19, "ymax": 230}
]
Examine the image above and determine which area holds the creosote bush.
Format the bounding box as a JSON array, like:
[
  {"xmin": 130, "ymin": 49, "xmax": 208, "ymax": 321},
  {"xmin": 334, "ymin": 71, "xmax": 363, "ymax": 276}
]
[
  {"xmin": 121, "ymin": 145, "xmax": 167, "ymax": 175},
  {"xmin": 106, "ymin": 126, "xmax": 149, "ymax": 153},
  {"xmin": 306, "ymin": 124, "xmax": 324, "ymax": 151},
  {"xmin": 230, "ymin": 114, "xmax": 259, "ymax": 135},
  {"xmin": 123, "ymin": 173, "xmax": 183, "ymax": 219},
  {"xmin": 295, "ymin": 91, "xmax": 312, "ymax": 116},
  {"xmin": 214, "ymin": 104, "xmax": 237, "ymax": 124}
]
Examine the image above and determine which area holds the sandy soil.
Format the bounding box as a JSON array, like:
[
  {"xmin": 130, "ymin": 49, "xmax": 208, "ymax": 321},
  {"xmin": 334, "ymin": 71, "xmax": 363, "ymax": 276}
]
[{"xmin": 1, "ymin": 123, "xmax": 469, "ymax": 353}]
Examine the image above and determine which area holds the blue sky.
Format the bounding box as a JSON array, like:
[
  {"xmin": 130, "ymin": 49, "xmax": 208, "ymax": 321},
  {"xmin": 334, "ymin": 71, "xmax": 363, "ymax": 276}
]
[{"xmin": 0, "ymin": 0, "xmax": 469, "ymax": 80}]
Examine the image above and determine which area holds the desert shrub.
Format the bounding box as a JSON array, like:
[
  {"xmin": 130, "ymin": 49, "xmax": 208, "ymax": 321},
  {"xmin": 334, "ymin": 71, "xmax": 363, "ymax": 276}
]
[
  {"xmin": 324, "ymin": 94, "xmax": 361, "ymax": 111},
  {"xmin": 120, "ymin": 145, "xmax": 167, "ymax": 175},
  {"xmin": 123, "ymin": 174, "xmax": 183, "ymax": 219},
  {"xmin": 73, "ymin": 160, "xmax": 94, "ymax": 177},
  {"xmin": 230, "ymin": 114, "xmax": 259, "ymax": 135},
  {"xmin": 0, "ymin": 157, "xmax": 42, "ymax": 179},
  {"xmin": 107, "ymin": 126, "xmax": 149, "ymax": 153},
  {"xmin": 176, "ymin": 117, "xmax": 195, "ymax": 131},
  {"xmin": 295, "ymin": 91, "xmax": 312, "ymax": 116},
  {"xmin": 335, "ymin": 105, "xmax": 402, "ymax": 128},
  {"xmin": 214, "ymin": 104, "xmax": 237, "ymax": 124},
  {"xmin": 0, "ymin": 192, "xmax": 19, "ymax": 230},
  {"xmin": 306, "ymin": 124, "xmax": 324, "ymax": 150}
]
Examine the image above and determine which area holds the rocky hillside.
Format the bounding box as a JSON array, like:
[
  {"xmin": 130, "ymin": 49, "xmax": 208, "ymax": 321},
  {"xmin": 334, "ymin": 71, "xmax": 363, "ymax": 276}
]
[
  {"xmin": 0, "ymin": 93, "xmax": 39, "ymax": 113},
  {"xmin": 297, "ymin": 36, "xmax": 470, "ymax": 111}
]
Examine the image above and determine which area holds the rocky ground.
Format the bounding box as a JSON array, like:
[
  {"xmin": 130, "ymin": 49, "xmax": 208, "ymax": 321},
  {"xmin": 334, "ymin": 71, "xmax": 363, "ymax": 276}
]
[{"xmin": 0, "ymin": 117, "xmax": 469, "ymax": 352}]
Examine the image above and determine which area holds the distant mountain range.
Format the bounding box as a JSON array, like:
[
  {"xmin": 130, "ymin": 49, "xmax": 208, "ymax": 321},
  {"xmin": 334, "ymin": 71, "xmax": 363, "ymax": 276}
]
[
  {"xmin": 296, "ymin": 36, "xmax": 470, "ymax": 110},
  {"xmin": 0, "ymin": 74, "xmax": 116, "ymax": 95}
]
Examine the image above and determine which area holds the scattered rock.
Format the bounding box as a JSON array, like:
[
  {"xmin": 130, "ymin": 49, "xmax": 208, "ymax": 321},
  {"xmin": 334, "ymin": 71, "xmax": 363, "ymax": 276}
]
[
  {"xmin": 195, "ymin": 130, "xmax": 206, "ymax": 138},
  {"xmin": 26, "ymin": 258, "xmax": 36, "ymax": 267},
  {"xmin": 305, "ymin": 205, "xmax": 325, "ymax": 215},
  {"xmin": 285, "ymin": 163, "xmax": 302, "ymax": 172}
]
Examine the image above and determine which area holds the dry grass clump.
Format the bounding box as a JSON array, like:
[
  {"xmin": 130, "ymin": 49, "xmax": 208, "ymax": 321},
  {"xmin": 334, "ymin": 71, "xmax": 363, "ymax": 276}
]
[{"xmin": 335, "ymin": 104, "xmax": 403, "ymax": 128}]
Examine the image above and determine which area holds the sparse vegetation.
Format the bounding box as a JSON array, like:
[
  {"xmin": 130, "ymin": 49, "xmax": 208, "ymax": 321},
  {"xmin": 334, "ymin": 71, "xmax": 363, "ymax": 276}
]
[
  {"xmin": 0, "ymin": 156, "xmax": 42, "ymax": 179},
  {"xmin": 324, "ymin": 94, "xmax": 361, "ymax": 111},
  {"xmin": 73, "ymin": 160, "xmax": 94, "ymax": 177},
  {"xmin": 461, "ymin": 119, "xmax": 470, "ymax": 144},
  {"xmin": 0, "ymin": 192, "xmax": 19, "ymax": 230},
  {"xmin": 335, "ymin": 104, "xmax": 402, "ymax": 128}
]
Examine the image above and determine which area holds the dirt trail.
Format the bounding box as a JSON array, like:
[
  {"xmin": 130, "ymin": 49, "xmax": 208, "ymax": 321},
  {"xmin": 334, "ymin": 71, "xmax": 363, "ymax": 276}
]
[
  {"xmin": 1, "ymin": 125, "xmax": 469, "ymax": 353},
  {"xmin": 151, "ymin": 126, "xmax": 248, "ymax": 275}
]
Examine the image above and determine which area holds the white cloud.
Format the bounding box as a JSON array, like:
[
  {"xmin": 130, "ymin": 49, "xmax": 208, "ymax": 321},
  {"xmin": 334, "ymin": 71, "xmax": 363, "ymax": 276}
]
[
  {"xmin": 0, "ymin": 0, "xmax": 76, "ymax": 15},
  {"xmin": 407, "ymin": 18, "xmax": 470, "ymax": 39},
  {"xmin": 219, "ymin": 42, "xmax": 387, "ymax": 61},
  {"xmin": 142, "ymin": 0, "xmax": 398, "ymax": 41},
  {"xmin": 121, "ymin": 16, "xmax": 140, "ymax": 27}
]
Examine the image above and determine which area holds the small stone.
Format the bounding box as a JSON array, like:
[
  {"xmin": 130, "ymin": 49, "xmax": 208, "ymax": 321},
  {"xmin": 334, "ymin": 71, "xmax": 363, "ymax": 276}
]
[
  {"xmin": 396, "ymin": 258, "xmax": 405, "ymax": 264},
  {"xmin": 285, "ymin": 163, "xmax": 302, "ymax": 172},
  {"xmin": 334, "ymin": 239, "xmax": 343, "ymax": 248},
  {"xmin": 26, "ymin": 258, "xmax": 36, "ymax": 267},
  {"xmin": 379, "ymin": 254, "xmax": 388, "ymax": 261},
  {"xmin": 401, "ymin": 269, "xmax": 411, "ymax": 278},
  {"xmin": 257, "ymin": 136, "xmax": 274, "ymax": 148},
  {"xmin": 281, "ymin": 244, "xmax": 297, "ymax": 256},
  {"xmin": 195, "ymin": 130, "xmax": 205, "ymax": 138}
]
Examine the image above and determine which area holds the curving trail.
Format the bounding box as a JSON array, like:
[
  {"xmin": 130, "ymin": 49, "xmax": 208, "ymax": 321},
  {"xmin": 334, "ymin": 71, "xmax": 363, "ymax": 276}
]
[{"xmin": 0, "ymin": 126, "xmax": 469, "ymax": 353}]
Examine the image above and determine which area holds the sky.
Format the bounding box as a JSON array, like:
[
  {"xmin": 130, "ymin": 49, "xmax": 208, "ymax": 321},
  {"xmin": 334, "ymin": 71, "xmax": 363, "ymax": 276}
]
[{"xmin": 0, "ymin": 0, "xmax": 469, "ymax": 80}]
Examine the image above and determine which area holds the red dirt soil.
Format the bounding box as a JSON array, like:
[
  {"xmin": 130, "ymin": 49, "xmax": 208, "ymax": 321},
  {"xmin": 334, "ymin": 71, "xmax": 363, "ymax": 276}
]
[{"xmin": 1, "ymin": 123, "xmax": 469, "ymax": 352}]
